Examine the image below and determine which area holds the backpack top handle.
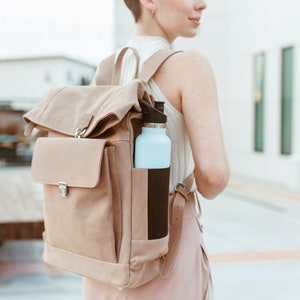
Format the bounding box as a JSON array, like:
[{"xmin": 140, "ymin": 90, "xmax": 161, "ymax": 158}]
[{"xmin": 112, "ymin": 47, "xmax": 140, "ymax": 85}]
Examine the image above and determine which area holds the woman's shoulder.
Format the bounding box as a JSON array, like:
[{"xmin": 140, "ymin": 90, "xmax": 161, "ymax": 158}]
[
  {"xmin": 152, "ymin": 49, "xmax": 216, "ymax": 113},
  {"xmin": 167, "ymin": 50, "xmax": 213, "ymax": 74},
  {"xmin": 158, "ymin": 50, "xmax": 215, "ymax": 94},
  {"xmin": 172, "ymin": 50, "xmax": 209, "ymax": 61},
  {"xmin": 158, "ymin": 50, "xmax": 214, "ymax": 85}
]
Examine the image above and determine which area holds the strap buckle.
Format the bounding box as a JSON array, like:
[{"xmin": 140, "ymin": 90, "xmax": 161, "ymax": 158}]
[{"xmin": 175, "ymin": 182, "xmax": 192, "ymax": 200}]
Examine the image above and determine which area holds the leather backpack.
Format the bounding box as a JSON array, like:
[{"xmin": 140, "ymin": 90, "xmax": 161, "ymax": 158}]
[{"xmin": 23, "ymin": 48, "xmax": 194, "ymax": 290}]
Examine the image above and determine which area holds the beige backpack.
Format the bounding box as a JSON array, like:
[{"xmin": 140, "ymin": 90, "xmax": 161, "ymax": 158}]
[{"xmin": 23, "ymin": 48, "xmax": 194, "ymax": 289}]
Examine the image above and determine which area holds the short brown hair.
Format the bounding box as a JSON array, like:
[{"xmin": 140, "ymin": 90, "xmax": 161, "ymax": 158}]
[{"xmin": 123, "ymin": 0, "xmax": 141, "ymax": 22}]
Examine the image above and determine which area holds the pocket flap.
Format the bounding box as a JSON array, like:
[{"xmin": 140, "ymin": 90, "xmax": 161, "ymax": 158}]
[{"xmin": 31, "ymin": 137, "xmax": 106, "ymax": 188}]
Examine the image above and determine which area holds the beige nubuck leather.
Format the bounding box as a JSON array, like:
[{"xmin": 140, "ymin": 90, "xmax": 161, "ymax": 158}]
[{"xmin": 24, "ymin": 48, "xmax": 194, "ymax": 289}]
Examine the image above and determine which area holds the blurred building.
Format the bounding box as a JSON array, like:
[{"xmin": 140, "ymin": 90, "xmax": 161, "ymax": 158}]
[
  {"xmin": 114, "ymin": 0, "xmax": 300, "ymax": 191},
  {"xmin": 0, "ymin": 56, "xmax": 96, "ymax": 164},
  {"xmin": 0, "ymin": 56, "xmax": 96, "ymax": 111}
]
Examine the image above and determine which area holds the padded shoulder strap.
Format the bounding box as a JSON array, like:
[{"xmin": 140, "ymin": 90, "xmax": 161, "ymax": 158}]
[{"xmin": 139, "ymin": 49, "xmax": 181, "ymax": 82}]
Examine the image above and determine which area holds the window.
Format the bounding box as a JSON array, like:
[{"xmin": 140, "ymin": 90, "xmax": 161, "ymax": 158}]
[
  {"xmin": 66, "ymin": 69, "xmax": 73, "ymax": 83},
  {"xmin": 281, "ymin": 46, "xmax": 294, "ymax": 155},
  {"xmin": 45, "ymin": 70, "xmax": 51, "ymax": 83},
  {"xmin": 253, "ymin": 53, "xmax": 266, "ymax": 152},
  {"xmin": 80, "ymin": 76, "xmax": 89, "ymax": 85}
]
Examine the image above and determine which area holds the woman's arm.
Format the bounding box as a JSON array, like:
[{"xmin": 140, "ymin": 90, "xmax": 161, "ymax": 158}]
[
  {"xmin": 155, "ymin": 51, "xmax": 229, "ymax": 199},
  {"xmin": 178, "ymin": 51, "xmax": 229, "ymax": 199}
]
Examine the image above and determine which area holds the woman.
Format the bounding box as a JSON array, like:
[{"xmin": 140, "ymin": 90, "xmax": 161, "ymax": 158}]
[{"xmin": 84, "ymin": 0, "xmax": 230, "ymax": 299}]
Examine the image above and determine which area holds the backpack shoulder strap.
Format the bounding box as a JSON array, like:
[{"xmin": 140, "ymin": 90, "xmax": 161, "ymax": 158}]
[
  {"xmin": 94, "ymin": 48, "xmax": 180, "ymax": 86},
  {"xmin": 139, "ymin": 49, "xmax": 181, "ymax": 82},
  {"xmin": 160, "ymin": 173, "xmax": 195, "ymax": 279}
]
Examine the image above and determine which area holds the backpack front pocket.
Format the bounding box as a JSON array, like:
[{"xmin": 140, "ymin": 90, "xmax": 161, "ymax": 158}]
[{"xmin": 32, "ymin": 137, "xmax": 117, "ymax": 263}]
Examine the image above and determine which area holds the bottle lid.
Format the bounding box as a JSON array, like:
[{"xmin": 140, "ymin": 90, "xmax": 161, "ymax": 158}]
[
  {"xmin": 154, "ymin": 101, "xmax": 165, "ymax": 113},
  {"xmin": 139, "ymin": 100, "xmax": 167, "ymax": 124}
]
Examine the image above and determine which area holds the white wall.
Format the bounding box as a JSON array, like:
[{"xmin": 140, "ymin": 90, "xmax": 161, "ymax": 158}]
[{"xmin": 223, "ymin": 0, "xmax": 300, "ymax": 190}]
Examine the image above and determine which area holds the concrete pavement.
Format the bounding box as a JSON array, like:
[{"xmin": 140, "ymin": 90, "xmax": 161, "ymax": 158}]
[
  {"xmin": 202, "ymin": 177, "xmax": 300, "ymax": 300},
  {"xmin": 0, "ymin": 176, "xmax": 300, "ymax": 299},
  {"xmin": 0, "ymin": 240, "xmax": 83, "ymax": 300}
]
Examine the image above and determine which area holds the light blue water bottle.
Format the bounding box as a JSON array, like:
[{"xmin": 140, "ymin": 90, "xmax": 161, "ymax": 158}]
[
  {"xmin": 134, "ymin": 100, "xmax": 171, "ymax": 169},
  {"xmin": 134, "ymin": 100, "xmax": 171, "ymax": 240}
]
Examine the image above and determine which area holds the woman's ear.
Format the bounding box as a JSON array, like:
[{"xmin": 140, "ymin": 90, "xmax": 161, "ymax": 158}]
[{"xmin": 139, "ymin": 0, "xmax": 157, "ymax": 14}]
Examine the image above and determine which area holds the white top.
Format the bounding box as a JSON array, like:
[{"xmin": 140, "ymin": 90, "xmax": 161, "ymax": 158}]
[{"xmin": 118, "ymin": 36, "xmax": 195, "ymax": 192}]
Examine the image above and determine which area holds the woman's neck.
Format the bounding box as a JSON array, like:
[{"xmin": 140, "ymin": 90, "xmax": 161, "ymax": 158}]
[{"xmin": 135, "ymin": 15, "xmax": 176, "ymax": 44}]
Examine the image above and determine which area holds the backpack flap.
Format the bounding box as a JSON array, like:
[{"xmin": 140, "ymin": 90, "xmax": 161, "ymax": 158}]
[
  {"xmin": 23, "ymin": 80, "xmax": 154, "ymax": 137},
  {"xmin": 31, "ymin": 137, "xmax": 106, "ymax": 192}
]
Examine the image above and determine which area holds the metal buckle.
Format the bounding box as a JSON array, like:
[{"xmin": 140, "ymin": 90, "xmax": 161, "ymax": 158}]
[
  {"xmin": 59, "ymin": 182, "xmax": 68, "ymax": 197},
  {"xmin": 175, "ymin": 182, "xmax": 192, "ymax": 199},
  {"xmin": 75, "ymin": 128, "xmax": 86, "ymax": 139}
]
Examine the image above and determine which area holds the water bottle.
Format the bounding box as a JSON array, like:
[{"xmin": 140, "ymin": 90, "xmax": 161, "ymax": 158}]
[
  {"xmin": 134, "ymin": 100, "xmax": 171, "ymax": 169},
  {"xmin": 134, "ymin": 100, "xmax": 171, "ymax": 239}
]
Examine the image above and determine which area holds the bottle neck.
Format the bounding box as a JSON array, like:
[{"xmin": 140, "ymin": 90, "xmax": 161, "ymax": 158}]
[
  {"xmin": 143, "ymin": 122, "xmax": 166, "ymax": 129},
  {"xmin": 141, "ymin": 126, "xmax": 166, "ymax": 134}
]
